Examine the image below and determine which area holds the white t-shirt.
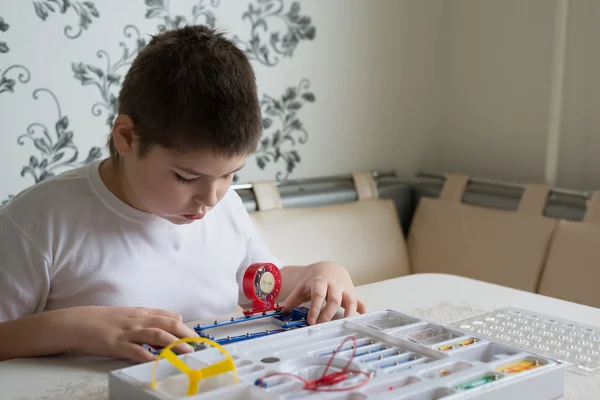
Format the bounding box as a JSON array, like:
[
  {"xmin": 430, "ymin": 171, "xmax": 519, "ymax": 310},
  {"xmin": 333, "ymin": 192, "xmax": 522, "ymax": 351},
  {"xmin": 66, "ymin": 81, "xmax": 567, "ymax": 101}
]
[{"xmin": 0, "ymin": 160, "xmax": 281, "ymax": 322}]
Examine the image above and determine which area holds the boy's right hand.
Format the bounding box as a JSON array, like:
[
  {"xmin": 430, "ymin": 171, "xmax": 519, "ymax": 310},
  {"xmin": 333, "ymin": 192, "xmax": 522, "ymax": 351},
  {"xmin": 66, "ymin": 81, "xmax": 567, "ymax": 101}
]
[{"xmin": 62, "ymin": 306, "xmax": 199, "ymax": 363}]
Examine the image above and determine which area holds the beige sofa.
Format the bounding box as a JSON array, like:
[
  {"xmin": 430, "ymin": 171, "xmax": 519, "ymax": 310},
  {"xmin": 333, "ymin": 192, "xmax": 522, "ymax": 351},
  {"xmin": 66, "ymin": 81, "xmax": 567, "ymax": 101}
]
[{"xmin": 244, "ymin": 172, "xmax": 600, "ymax": 309}]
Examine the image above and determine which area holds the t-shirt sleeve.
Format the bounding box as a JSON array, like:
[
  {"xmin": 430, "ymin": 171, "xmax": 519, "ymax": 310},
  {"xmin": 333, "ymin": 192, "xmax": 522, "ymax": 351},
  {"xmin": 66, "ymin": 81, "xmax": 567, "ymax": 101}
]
[
  {"xmin": 228, "ymin": 190, "xmax": 284, "ymax": 304},
  {"xmin": 0, "ymin": 209, "xmax": 50, "ymax": 321}
]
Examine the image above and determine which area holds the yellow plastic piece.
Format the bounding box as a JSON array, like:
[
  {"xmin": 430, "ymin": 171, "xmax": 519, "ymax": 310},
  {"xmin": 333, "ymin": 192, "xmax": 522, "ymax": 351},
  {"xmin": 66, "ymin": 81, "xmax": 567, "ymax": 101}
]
[
  {"xmin": 497, "ymin": 360, "xmax": 541, "ymax": 374},
  {"xmin": 151, "ymin": 337, "xmax": 239, "ymax": 396}
]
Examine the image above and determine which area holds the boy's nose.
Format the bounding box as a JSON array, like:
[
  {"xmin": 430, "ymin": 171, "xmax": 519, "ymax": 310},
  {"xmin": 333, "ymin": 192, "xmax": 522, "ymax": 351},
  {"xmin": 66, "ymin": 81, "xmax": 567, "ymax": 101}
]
[{"xmin": 193, "ymin": 185, "xmax": 218, "ymax": 208}]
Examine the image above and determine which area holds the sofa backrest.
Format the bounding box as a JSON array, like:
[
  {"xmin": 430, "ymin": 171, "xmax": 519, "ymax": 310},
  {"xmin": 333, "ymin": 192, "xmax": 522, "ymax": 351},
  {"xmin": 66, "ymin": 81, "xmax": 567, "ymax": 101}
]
[
  {"xmin": 248, "ymin": 172, "xmax": 411, "ymax": 286},
  {"xmin": 235, "ymin": 171, "xmax": 598, "ymax": 308},
  {"xmin": 538, "ymin": 191, "xmax": 600, "ymax": 308},
  {"xmin": 407, "ymin": 174, "xmax": 558, "ymax": 292}
]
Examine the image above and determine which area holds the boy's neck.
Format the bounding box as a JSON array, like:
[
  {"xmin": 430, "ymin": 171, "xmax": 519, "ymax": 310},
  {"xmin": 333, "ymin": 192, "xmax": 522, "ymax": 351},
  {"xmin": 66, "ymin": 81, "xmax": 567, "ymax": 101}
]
[{"xmin": 98, "ymin": 158, "xmax": 149, "ymax": 214}]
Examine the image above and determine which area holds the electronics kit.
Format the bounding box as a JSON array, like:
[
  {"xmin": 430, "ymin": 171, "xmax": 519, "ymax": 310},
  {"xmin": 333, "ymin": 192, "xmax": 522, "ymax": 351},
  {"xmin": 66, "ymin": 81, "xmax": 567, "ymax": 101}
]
[{"xmin": 109, "ymin": 264, "xmax": 597, "ymax": 399}]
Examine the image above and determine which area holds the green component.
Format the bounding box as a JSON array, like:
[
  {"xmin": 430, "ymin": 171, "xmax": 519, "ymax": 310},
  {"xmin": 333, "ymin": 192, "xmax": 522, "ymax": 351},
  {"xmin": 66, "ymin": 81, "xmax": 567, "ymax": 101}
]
[{"xmin": 455, "ymin": 375, "xmax": 498, "ymax": 390}]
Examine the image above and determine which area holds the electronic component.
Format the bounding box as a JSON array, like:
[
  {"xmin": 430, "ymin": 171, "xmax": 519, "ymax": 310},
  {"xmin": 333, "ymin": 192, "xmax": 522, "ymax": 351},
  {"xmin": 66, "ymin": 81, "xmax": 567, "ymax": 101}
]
[
  {"xmin": 193, "ymin": 263, "xmax": 309, "ymax": 345},
  {"xmin": 242, "ymin": 262, "xmax": 283, "ymax": 315}
]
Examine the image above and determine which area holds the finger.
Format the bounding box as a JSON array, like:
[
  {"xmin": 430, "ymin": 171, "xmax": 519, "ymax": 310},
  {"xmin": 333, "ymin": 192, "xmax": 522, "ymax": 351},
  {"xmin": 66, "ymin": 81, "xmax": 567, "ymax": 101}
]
[
  {"xmin": 145, "ymin": 315, "xmax": 199, "ymax": 339},
  {"xmin": 130, "ymin": 328, "xmax": 195, "ymax": 355},
  {"xmin": 134, "ymin": 307, "xmax": 183, "ymax": 321},
  {"xmin": 308, "ymin": 280, "xmax": 328, "ymax": 325},
  {"xmin": 282, "ymin": 285, "xmax": 309, "ymax": 313},
  {"xmin": 118, "ymin": 342, "xmax": 157, "ymax": 363},
  {"xmin": 357, "ymin": 299, "xmax": 368, "ymax": 314},
  {"xmin": 342, "ymin": 292, "xmax": 358, "ymax": 318},
  {"xmin": 317, "ymin": 287, "xmax": 343, "ymax": 324}
]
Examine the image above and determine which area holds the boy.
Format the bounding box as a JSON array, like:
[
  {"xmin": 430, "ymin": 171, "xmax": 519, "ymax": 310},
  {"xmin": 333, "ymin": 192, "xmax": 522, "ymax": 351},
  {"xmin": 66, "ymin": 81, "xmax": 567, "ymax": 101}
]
[{"xmin": 0, "ymin": 25, "xmax": 366, "ymax": 363}]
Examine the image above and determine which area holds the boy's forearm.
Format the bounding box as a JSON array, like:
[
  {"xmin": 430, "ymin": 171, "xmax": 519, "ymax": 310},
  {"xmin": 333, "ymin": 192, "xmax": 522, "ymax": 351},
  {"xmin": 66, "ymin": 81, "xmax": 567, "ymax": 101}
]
[{"xmin": 0, "ymin": 309, "xmax": 74, "ymax": 361}]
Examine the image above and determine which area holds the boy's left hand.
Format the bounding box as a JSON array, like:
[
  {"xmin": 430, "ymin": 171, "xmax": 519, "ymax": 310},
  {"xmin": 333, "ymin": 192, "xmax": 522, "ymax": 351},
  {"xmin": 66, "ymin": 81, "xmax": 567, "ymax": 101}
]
[{"xmin": 281, "ymin": 262, "xmax": 368, "ymax": 325}]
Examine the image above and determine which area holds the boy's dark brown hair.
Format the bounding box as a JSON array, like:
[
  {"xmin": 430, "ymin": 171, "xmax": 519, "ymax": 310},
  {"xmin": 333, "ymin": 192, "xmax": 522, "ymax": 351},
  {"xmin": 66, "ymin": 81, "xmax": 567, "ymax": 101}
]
[{"xmin": 108, "ymin": 25, "xmax": 262, "ymax": 160}]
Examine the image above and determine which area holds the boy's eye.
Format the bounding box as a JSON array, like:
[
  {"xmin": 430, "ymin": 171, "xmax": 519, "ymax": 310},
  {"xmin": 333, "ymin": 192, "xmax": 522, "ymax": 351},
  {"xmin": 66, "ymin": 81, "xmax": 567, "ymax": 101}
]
[{"xmin": 175, "ymin": 173, "xmax": 196, "ymax": 184}]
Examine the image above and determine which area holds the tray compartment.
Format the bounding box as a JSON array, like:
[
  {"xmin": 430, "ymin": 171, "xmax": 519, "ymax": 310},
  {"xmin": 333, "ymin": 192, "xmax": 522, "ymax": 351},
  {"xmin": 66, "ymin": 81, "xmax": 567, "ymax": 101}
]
[
  {"xmin": 356, "ymin": 311, "xmax": 421, "ymax": 331},
  {"xmin": 452, "ymin": 372, "xmax": 504, "ymax": 391},
  {"xmin": 492, "ymin": 355, "xmax": 548, "ymax": 374},
  {"xmin": 418, "ymin": 361, "xmax": 474, "ymax": 379},
  {"xmin": 309, "ymin": 336, "xmax": 377, "ymax": 357},
  {"xmin": 404, "ymin": 324, "xmax": 464, "ymax": 345},
  {"xmin": 448, "ymin": 342, "xmax": 520, "ymax": 363},
  {"xmin": 435, "ymin": 337, "xmax": 481, "ymax": 352}
]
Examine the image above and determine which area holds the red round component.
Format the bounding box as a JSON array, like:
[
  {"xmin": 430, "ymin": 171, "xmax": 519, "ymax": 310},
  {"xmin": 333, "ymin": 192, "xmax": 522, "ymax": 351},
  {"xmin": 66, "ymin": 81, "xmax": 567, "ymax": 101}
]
[{"xmin": 242, "ymin": 263, "xmax": 282, "ymax": 310}]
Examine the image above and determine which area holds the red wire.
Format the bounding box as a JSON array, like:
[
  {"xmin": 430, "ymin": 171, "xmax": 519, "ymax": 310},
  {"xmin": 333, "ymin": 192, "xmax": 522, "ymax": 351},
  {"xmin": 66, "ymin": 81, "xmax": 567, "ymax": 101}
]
[
  {"xmin": 255, "ymin": 335, "xmax": 373, "ymax": 392},
  {"xmin": 324, "ymin": 335, "xmax": 356, "ymax": 375}
]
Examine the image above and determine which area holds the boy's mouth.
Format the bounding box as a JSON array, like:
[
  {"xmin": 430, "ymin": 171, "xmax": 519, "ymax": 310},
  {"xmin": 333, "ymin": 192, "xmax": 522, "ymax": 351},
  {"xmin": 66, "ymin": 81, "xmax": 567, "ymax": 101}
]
[{"xmin": 182, "ymin": 213, "xmax": 205, "ymax": 220}]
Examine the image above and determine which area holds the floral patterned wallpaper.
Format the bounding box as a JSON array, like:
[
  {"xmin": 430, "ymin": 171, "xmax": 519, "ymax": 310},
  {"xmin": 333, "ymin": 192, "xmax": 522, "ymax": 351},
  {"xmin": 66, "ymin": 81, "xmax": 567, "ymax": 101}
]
[{"xmin": 0, "ymin": 0, "xmax": 320, "ymax": 204}]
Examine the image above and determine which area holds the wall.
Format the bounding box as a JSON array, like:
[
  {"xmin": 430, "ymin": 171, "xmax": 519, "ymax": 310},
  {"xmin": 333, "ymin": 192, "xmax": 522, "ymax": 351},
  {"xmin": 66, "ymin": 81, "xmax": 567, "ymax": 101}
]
[
  {"xmin": 431, "ymin": 0, "xmax": 557, "ymax": 183},
  {"xmin": 2, "ymin": 0, "xmax": 599, "ymax": 205},
  {"xmin": 557, "ymin": 0, "xmax": 600, "ymax": 190},
  {"xmin": 0, "ymin": 0, "xmax": 443, "ymax": 203},
  {"xmin": 428, "ymin": 0, "xmax": 600, "ymax": 191}
]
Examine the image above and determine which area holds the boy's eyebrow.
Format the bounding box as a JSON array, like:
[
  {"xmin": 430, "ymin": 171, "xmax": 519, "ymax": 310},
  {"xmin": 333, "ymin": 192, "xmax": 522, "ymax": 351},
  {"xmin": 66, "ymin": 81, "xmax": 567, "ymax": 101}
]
[{"xmin": 175, "ymin": 163, "xmax": 246, "ymax": 177}]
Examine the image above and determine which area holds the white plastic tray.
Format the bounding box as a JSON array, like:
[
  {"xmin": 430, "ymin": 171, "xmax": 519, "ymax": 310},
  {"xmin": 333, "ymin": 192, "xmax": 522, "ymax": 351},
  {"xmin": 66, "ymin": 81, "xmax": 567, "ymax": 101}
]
[{"xmin": 108, "ymin": 309, "xmax": 566, "ymax": 399}]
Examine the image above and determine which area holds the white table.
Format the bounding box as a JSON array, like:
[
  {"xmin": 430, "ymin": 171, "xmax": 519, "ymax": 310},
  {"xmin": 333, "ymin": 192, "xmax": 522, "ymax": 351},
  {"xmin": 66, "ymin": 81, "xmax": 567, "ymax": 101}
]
[{"xmin": 1, "ymin": 273, "xmax": 599, "ymax": 399}]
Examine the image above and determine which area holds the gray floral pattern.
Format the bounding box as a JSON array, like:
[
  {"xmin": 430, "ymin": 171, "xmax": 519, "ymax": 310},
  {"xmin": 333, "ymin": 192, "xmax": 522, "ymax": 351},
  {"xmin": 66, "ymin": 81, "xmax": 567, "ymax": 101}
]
[
  {"xmin": 72, "ymin": 25, "xmax": 146, "ymax": 127},
  {"xmin": 2, "ymin": 195, "xmax": 14, "ymax": 206},
  {"xmin": 0, "ymin": 10, "xmax": 15, "ymax": 204},
  {"xmin": 2, "ymin": 1, "xmax": 319, "ymax": 203},
  {"xmin": 0, "ymin": 16, "xmax": 32, "ymax": 95},
  {"xmin": 255, "ymin": 79, "xmax": 315, "ymax": 180},
  {"xmin": 33, "ymin": 0, "xmax": 99, "ymax": 39},
  {"xmin": 0, "ymin": 16, "xmax": 9, "ymax": 53},
  {"xmin": 73, "ymin": 0, "xmax": 220, "ymax": 127},
  {"xmin": 234, "ymin": 0, "xmax": 316, "ymax": 67},
  {"xmin": 145, "ymin": 0, "xmax": 220, "ymax": 32},
  {"xmin": 17, "ymin": 88, "xmax": 102, "ymax": 183},
  {"xmin": 0, "ymin": 65, "xmax": 31, "ymax": 95}
]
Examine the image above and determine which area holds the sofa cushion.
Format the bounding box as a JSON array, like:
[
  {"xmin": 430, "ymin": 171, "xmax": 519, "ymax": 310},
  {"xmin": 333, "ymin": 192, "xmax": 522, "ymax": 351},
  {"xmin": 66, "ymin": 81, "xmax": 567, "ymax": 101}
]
[
  {"xmin": 248, "ymin": 174, "xmax": 411, "ymax": 286},
  {"xmin": 407, "ymin": 174, "xmax": 558, "ymax": 292},
  {"xmin": 538, "ymin": 192, "xmax": 600, "ymax": 308}
]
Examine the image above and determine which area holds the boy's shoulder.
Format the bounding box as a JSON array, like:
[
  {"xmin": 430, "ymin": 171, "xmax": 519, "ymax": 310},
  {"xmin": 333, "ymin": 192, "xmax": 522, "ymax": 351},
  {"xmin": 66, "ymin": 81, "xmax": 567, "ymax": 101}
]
[
  {"xmin": 2, "ymin": 162, "xmax": 96, "ymax": 223},
  {"xmin": 219, "ymin": 185, "xmax": 248, "ymax": 212},
  {"xmin": 198, "ymin": 186, "xmax": 259, "ymax": 243},
  {"xmin": 211, "ymin": 186, "xmax": 253, "ymax": 226}
]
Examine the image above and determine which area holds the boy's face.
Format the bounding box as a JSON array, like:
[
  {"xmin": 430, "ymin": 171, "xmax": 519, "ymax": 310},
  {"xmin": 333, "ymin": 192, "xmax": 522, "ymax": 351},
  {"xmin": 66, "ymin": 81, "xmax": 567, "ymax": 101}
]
[
  {"xmin": 120, "ymin": 146, "xmax": 246, "ymax": 225},
  {"xmin": 109, "ymin": 116, "xmax": 248, "ymax": 225},
  {"xmin": 125, "ymin": 146, "xmax": 246, "ymax": 224},
  {"xmin": 118, "ymin": 145, "xmax": 246, "ymax": 225}
]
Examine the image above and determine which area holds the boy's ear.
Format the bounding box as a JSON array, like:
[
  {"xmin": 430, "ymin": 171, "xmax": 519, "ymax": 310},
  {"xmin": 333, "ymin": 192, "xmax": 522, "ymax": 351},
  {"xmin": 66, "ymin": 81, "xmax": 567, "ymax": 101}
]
[{"xmin": 112, "ymin": 115, "xmax": 137, "ymax": 157}]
